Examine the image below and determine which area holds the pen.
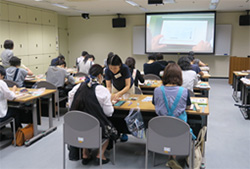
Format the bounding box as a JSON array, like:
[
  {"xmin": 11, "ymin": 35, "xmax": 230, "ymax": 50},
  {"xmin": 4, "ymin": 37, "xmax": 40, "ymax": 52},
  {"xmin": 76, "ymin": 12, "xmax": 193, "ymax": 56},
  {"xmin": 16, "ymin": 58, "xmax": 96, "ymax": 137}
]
[{"xmin": 128, "ymin": 101, "xmax": 132, "ymax": 106}]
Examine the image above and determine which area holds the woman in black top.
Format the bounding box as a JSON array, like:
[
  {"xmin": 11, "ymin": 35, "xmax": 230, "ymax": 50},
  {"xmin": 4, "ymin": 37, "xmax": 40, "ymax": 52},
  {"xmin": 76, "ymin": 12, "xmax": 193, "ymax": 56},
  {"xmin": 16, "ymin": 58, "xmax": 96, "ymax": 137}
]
[{"xmin": 125, "ymin": 57, "xmax": 144, "ymax": 87}]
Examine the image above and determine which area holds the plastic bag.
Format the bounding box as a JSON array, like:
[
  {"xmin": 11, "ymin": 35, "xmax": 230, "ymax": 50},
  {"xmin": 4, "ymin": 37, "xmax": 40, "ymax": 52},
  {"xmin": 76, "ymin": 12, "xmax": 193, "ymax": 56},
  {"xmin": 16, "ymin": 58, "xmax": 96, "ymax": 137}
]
[{"xmin": 124, "ymin": 108, "xmax": 145, "ymax": 139}]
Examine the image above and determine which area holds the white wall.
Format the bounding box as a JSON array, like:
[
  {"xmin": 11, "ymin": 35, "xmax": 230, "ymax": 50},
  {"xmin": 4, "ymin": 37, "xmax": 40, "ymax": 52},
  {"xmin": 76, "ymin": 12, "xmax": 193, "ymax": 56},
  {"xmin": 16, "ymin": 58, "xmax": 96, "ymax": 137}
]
[{"xmin": 67, "ymin": 12, "xmax": 250, "ymax": 77}]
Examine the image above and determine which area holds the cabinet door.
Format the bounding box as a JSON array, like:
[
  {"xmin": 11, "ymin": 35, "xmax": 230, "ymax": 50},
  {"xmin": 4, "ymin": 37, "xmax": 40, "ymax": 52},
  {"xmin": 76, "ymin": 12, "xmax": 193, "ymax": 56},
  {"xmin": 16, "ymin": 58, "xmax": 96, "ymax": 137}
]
[
  {"xmin": 28, "ymin": 24, "xmax": 42, "ymax": 55},
  {"xmin": 19, "ymin": 55, "xmax": 29, "ymax": 66},
  {"xmin": 8, "ymin": 5, "xmax": 27, "ymax": 23},
  {"xmin": 0, "ymin": 21, "xmax": 9, "ymax": 54},
  {"xmin": 28, "ymin": 55, "xmax": 44, "ymax": 65},
  {"xmin": 29, "ymin": 64, "xmax": 45, "ymax": 75},
  {"xmin": 9, "ymin": 22, "xmax": 28, "ymax": 56},
  {"xmin": 42, "ymin": 26, "xmax": 56, "ymax": 54},
  {"xmin": 27, "ymin": 9, "xmax": 42, "ymax": 24},
  {"xmin": 42, "ymin": 11, "xmax": 56, "ymax": 26},
  {"xmin": 0, "ymin": 3, "xmax": 9, "ymax": 20},
  {"xmin": 58, "ymin": 29, "xmax": 68, "ymax": 61},
  {"xmin": 43, "ymin": 53, "xmax": 56, "ymax": 66}
]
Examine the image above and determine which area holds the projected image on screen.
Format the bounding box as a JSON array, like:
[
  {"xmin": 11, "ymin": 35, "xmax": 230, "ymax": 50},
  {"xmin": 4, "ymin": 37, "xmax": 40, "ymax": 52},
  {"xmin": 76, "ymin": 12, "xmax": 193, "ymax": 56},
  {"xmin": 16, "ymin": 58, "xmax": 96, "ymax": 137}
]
[{"xmin": 146, "ymin": 12, "xmax": 216, "ymax": 54}]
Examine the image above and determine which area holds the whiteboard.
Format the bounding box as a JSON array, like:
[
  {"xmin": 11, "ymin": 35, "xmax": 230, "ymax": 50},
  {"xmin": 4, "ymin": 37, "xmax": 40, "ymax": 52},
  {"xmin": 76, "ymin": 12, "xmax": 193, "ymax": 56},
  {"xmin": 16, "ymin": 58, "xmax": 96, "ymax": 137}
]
[
  {"xmin": 133, "ymin": 26, "xmax": 145, "ymax": 55},
  {"xmin": 133, "ymin": 24, "xmax": 232, "ymax": 56},
  {"xmin": 215, "ymin": 24, "xmax": 232, "ymax": 55}
]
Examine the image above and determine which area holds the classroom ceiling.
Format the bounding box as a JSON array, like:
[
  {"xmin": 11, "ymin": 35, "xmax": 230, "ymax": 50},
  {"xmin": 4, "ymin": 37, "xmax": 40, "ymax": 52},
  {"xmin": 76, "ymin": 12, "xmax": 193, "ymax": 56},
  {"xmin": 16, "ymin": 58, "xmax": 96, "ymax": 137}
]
[{"xmin": 4, "ymin": 0, "xmax": 250, "ymax": 16}]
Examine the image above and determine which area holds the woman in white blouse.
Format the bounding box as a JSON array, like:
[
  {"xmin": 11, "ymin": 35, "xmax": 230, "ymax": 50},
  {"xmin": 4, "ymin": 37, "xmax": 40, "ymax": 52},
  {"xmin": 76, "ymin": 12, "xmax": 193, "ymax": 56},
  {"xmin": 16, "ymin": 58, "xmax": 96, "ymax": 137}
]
[{"xmin": 0, "ymin": 66, "xmax": 22, "ymax": 133}]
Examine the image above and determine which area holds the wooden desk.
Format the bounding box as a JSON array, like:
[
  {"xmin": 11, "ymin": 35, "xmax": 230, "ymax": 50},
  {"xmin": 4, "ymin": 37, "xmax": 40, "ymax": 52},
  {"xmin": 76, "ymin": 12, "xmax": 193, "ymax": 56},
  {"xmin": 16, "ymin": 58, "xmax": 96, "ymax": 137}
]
[
  {"xmin": 239, "ymin": 78, "xmax": 250, "ymax": 119},
  {"xmin": 9, "ymin": 88, "xmax": 57, "ymax": 146},
  {"xmin": 66, "ymin": 68, "xmax": 77, "ymax": 74},
  {"xmin": 232, "ymin": 71, "xmax": 250, "ymax": 102},
  {"xmin": 201, "ymin": 71, "xmax": 211, "ymax": 81},
  {"xmin": 114, "ymin": 94, "xmax": 209, "ymax": 116}
]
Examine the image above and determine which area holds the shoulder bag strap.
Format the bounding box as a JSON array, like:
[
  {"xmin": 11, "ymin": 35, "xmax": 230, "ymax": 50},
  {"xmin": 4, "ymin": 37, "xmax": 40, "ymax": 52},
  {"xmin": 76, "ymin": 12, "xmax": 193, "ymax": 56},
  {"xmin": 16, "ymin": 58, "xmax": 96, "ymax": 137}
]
[
  {"xmin": 13, "ymin": 68, "xmax": 19, "ymax": 82},
  {"xmin": 160, "ymin": 86, "xmax": 184, "ymax": 116}
]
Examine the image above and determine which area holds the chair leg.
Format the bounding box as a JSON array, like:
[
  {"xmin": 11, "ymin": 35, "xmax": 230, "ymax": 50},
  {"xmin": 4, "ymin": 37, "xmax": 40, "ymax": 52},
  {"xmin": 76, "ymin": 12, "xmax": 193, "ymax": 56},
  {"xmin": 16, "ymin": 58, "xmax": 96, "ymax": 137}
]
[
  {"xmin": 145, "ymin": 146, "xmax": 148, "ymax": 169},
  {"xmin": 153, "ymin": 152, "xmax": 155, "ymax": 167},
  {"xmin": 112, "ymin": 140, "xmax": 115, "ymax": 165},
  {"xmin": 99, "ymin": 129, "xmax": 102, "ymax": 169},
  {"xmin": 63, "ymin": 143, "xmax": 65, "ymax": 169}
]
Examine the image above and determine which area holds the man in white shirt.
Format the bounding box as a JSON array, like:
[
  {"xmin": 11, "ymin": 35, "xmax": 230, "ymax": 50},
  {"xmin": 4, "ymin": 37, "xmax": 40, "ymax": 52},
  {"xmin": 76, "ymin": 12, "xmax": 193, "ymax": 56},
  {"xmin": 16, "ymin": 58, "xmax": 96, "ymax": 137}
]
[{"xmin": 0, "ymin": 66, "xmax": 22, "ymax": 137}]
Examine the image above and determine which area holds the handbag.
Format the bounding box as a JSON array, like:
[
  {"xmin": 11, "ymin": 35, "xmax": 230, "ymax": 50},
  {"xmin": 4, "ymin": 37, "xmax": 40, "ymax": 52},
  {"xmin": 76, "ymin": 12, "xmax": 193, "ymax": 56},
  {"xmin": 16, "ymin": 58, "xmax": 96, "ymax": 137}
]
[
  {"xmin": 124, "ymin": 108, "xmax": 145, "ymax": 139},
  {"xmin": 13, "ymin": 124, "xmax": 34, "ymax": 146},
  {"xmin": 187, "ymin": 126, "xmax": 207, "ymax": 169}
]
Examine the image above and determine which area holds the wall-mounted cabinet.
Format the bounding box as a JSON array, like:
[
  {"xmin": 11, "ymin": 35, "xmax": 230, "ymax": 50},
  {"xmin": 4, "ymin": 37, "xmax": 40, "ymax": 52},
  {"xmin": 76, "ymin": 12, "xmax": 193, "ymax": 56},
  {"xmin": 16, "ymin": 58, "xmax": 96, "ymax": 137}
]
[
  {"xmin": 9, "ymin": 22, "xmax": 28, "ymax": 56},
  {"xmin": 42, "ymin": 11, "xmax": 56, "ymax": 26},
  {"xmin": 42, "ymin": 26, "xmax": 56, "ymax": 54},
  {"xmin": 27, "ymin": 9, "xmax": 42, "ymax": 24},
  {"xmin": 0, "ymin": 3, "xmax": 9, "ymax": 20},
  {"xmin": 28, "ymin": 24, "xmax": 43, "ymax": 54},
  {"xmin": 8, "ymin": 5, "xmax": 27, "ymax": 22},
  {"xmin": 0, "ymin": 21, "xmax": 10, "ymax": 54},
  {"xmin": 18, "ymin": 55, "xmax": 29, "ymax": 66},
  {"xmin": 29, "ymin": 64, "xmax": 44, "ymax": 75},
  {"xmin": 43, "ymin": 53, "xmax": 56, "ymax": 66}
]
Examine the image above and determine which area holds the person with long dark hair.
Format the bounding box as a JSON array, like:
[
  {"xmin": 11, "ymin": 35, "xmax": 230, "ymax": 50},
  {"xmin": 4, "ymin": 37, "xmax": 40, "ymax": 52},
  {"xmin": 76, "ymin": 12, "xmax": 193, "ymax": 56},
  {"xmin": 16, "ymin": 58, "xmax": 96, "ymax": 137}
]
[
  {"xmin": 78, "ymin": 54, "xmax": 95, "ymax": 74},
  {"xmin": 125, "ymin": 57, "xmax": 144, "ymax": 87},
  {"xmin": 69, "ymin": 64, "xmax": 114, "ymax": 165}
]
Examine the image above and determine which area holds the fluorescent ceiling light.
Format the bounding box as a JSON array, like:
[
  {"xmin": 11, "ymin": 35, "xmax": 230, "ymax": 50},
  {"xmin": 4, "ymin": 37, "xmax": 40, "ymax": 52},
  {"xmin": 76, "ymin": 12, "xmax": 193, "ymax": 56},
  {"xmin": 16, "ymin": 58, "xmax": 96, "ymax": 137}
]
[
  {"xmin": 211, "ymin": 0, "xmax": 219, "ymax": 3},
  {"xmin": 52, "ymin": 3, "xmax": 69, "ymax": 9},
  {"xmin": 163, "ymin": 0, "xmax": 176, "ymax": 4},
  {"xmin": 209, "ymin": 4, "xmax": 217, "ymax": 9},
  {"xmin": 125, "ymin": 0, "xmax": 139, "ymax": 7},
  {"xmin": 35, "ymin": 0, "xmax": 43, "ymax": 1}
]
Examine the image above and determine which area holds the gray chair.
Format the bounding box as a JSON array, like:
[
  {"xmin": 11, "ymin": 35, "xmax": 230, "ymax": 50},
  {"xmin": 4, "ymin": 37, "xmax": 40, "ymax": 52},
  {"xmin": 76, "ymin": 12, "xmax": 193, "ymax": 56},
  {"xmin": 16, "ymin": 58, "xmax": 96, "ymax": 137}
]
[
  {"xmin": 144, "ymin": 74, "xmax": 161, "ymax": 80},
  {"xmin": 3, "ymin": 79, "xmax": 18, "ymax": 87},
  {"xmin": 0, "ymin": 117, "xmax": 16, "ymax": 147},
  {"xmin": 36, "ymin": 81, "xmax": 67, "ymax": 120},
  {"xmin": 135, "ymin": 86, "xmax": 143, "ymax": 95},
  {"xmin": 75, "ymin": 72, "xmax": 88, "ymax": 77},
  {"xmin": 145, "ymin": 116, "xmax": 194, "ymax": 169},
  {"xmin": 63, "ymin": 111, "xmax": 115, "ymax": 169},
  {"xmin": 188, "ymin": 89, "xmax": 195, "ymax": 97}
]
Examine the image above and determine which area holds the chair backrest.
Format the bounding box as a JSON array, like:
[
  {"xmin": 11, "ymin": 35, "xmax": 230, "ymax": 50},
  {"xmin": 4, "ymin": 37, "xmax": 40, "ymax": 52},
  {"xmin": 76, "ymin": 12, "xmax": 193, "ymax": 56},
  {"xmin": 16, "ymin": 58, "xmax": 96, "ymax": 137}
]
[
  {"xmin": 144, "ymin": 74, "xmax": 161, "ymax": 80},
  {"xmin": 75, "ymin": 72, "xmax": 88, "ymax": 77},
  {"xmin": 147, "ymin": 116, "xmax": 191, "ymax": 156},
  {"xmin": 135, "ymin": 86, "xmax": 143, "ymax": 95},
  {"xmin": 188, "ymin": 89, "xmax": 195, "ymax": 97},
  {"xmin": 63, "ymin": 111, "xmax": 101, "ymax": 148},
  {"xmin": 36, "ymin": 81, "xmax": 57, "ymax": 90},
  {"xmin": 3, "ymin": 79, "xmax": 18, "ymax": 87}
]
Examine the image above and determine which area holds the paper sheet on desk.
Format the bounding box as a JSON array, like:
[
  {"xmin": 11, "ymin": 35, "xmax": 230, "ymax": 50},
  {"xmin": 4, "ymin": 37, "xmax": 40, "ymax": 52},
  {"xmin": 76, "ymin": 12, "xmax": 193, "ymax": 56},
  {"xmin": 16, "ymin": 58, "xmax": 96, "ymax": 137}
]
[{"xmin": 141, "ymin": 96, "xmax": 152, "ymax": 102}]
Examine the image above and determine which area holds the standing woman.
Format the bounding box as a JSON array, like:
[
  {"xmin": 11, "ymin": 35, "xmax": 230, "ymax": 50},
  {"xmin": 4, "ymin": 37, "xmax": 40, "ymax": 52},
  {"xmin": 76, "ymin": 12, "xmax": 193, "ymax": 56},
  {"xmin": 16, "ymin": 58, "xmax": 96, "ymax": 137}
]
[
  {"xmin": 125, "ymin": 57, "xmax": 144, "ymax": 87},
  {"xmin": 152, "ymin": 63, "xmax": 196, "ymax": 169},
  {"xmin": 1, "ymin": 40, "xmax": 14, "ymax": 68},
  {"xmin": 105, "ymin": 54, "xmax": 134, "ymax": 101}
]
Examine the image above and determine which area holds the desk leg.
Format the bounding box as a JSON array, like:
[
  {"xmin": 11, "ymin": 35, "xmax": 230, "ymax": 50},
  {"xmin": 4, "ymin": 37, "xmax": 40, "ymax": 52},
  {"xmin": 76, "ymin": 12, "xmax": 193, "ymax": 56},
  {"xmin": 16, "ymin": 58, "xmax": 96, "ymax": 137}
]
[
  {"xmin": 32, "ymin": 100, "xmax": 38, "ymax": 136},
  {"xmin": 232, "ymin": 76, "xmax": 239, "ymax": 102},
  {"xmin": 49, "ymin": 97, "xmax": 53, "ymax": 128}
]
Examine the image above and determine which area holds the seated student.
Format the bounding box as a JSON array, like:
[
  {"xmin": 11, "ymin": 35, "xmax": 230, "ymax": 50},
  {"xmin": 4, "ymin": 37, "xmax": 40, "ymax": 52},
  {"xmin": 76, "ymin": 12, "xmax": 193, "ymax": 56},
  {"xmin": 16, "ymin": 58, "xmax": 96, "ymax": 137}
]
[
  {"xmin": 143, "ymin": 54, "xmax": 165, "ymax": 77},
  {"xmin": 70, "ymin": 64, "xmax": 114, "ymax": 165},
  {"xmin": 152, "ymin": 63, "xmax": 196, "ymax": 169},
  {"xmin": 125, "ymin": 57, "xmax": 144, "ymax": 87},
  {"xmin": 76, "ymin": 51, "xmax": 88, "ymax": 69},
  {"xmin": 58, "ymin": 60, "xmax": 67, "ymax": 69},
  {"xmin": 187, "ymin": 55, "xmax": 204, "ymax": 76},
  {"xmin": 0, "ymin": 66, "xmax": 22, "ymax": 137},
  {"xmin": 50, "ymin": 55, "xmax": 65, "ymax": 66},
  {"xmin": 78, "ymin": 54, "xmax": 95, "ymax": 75},
  {"xmin": 178, "ymin": 56, "xmax": 198, "ymax": 92},
  {"xmin": 46, "ymin": 57, "xmax": 75, "ymax": 96},
  {"xmin": 189, "ymin": 51, "xmax": 206, "ymax": 67},
  {"xmin": 156, "ymin": 53, "xmax": 168, "ymax": 67},
  {"xmin": 0, "ymin": 40, "xmax": 14, "ymax": 68},
  {"xmin": 6, "ymin": 56, "xmax": 33, "ymax": 87}
]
